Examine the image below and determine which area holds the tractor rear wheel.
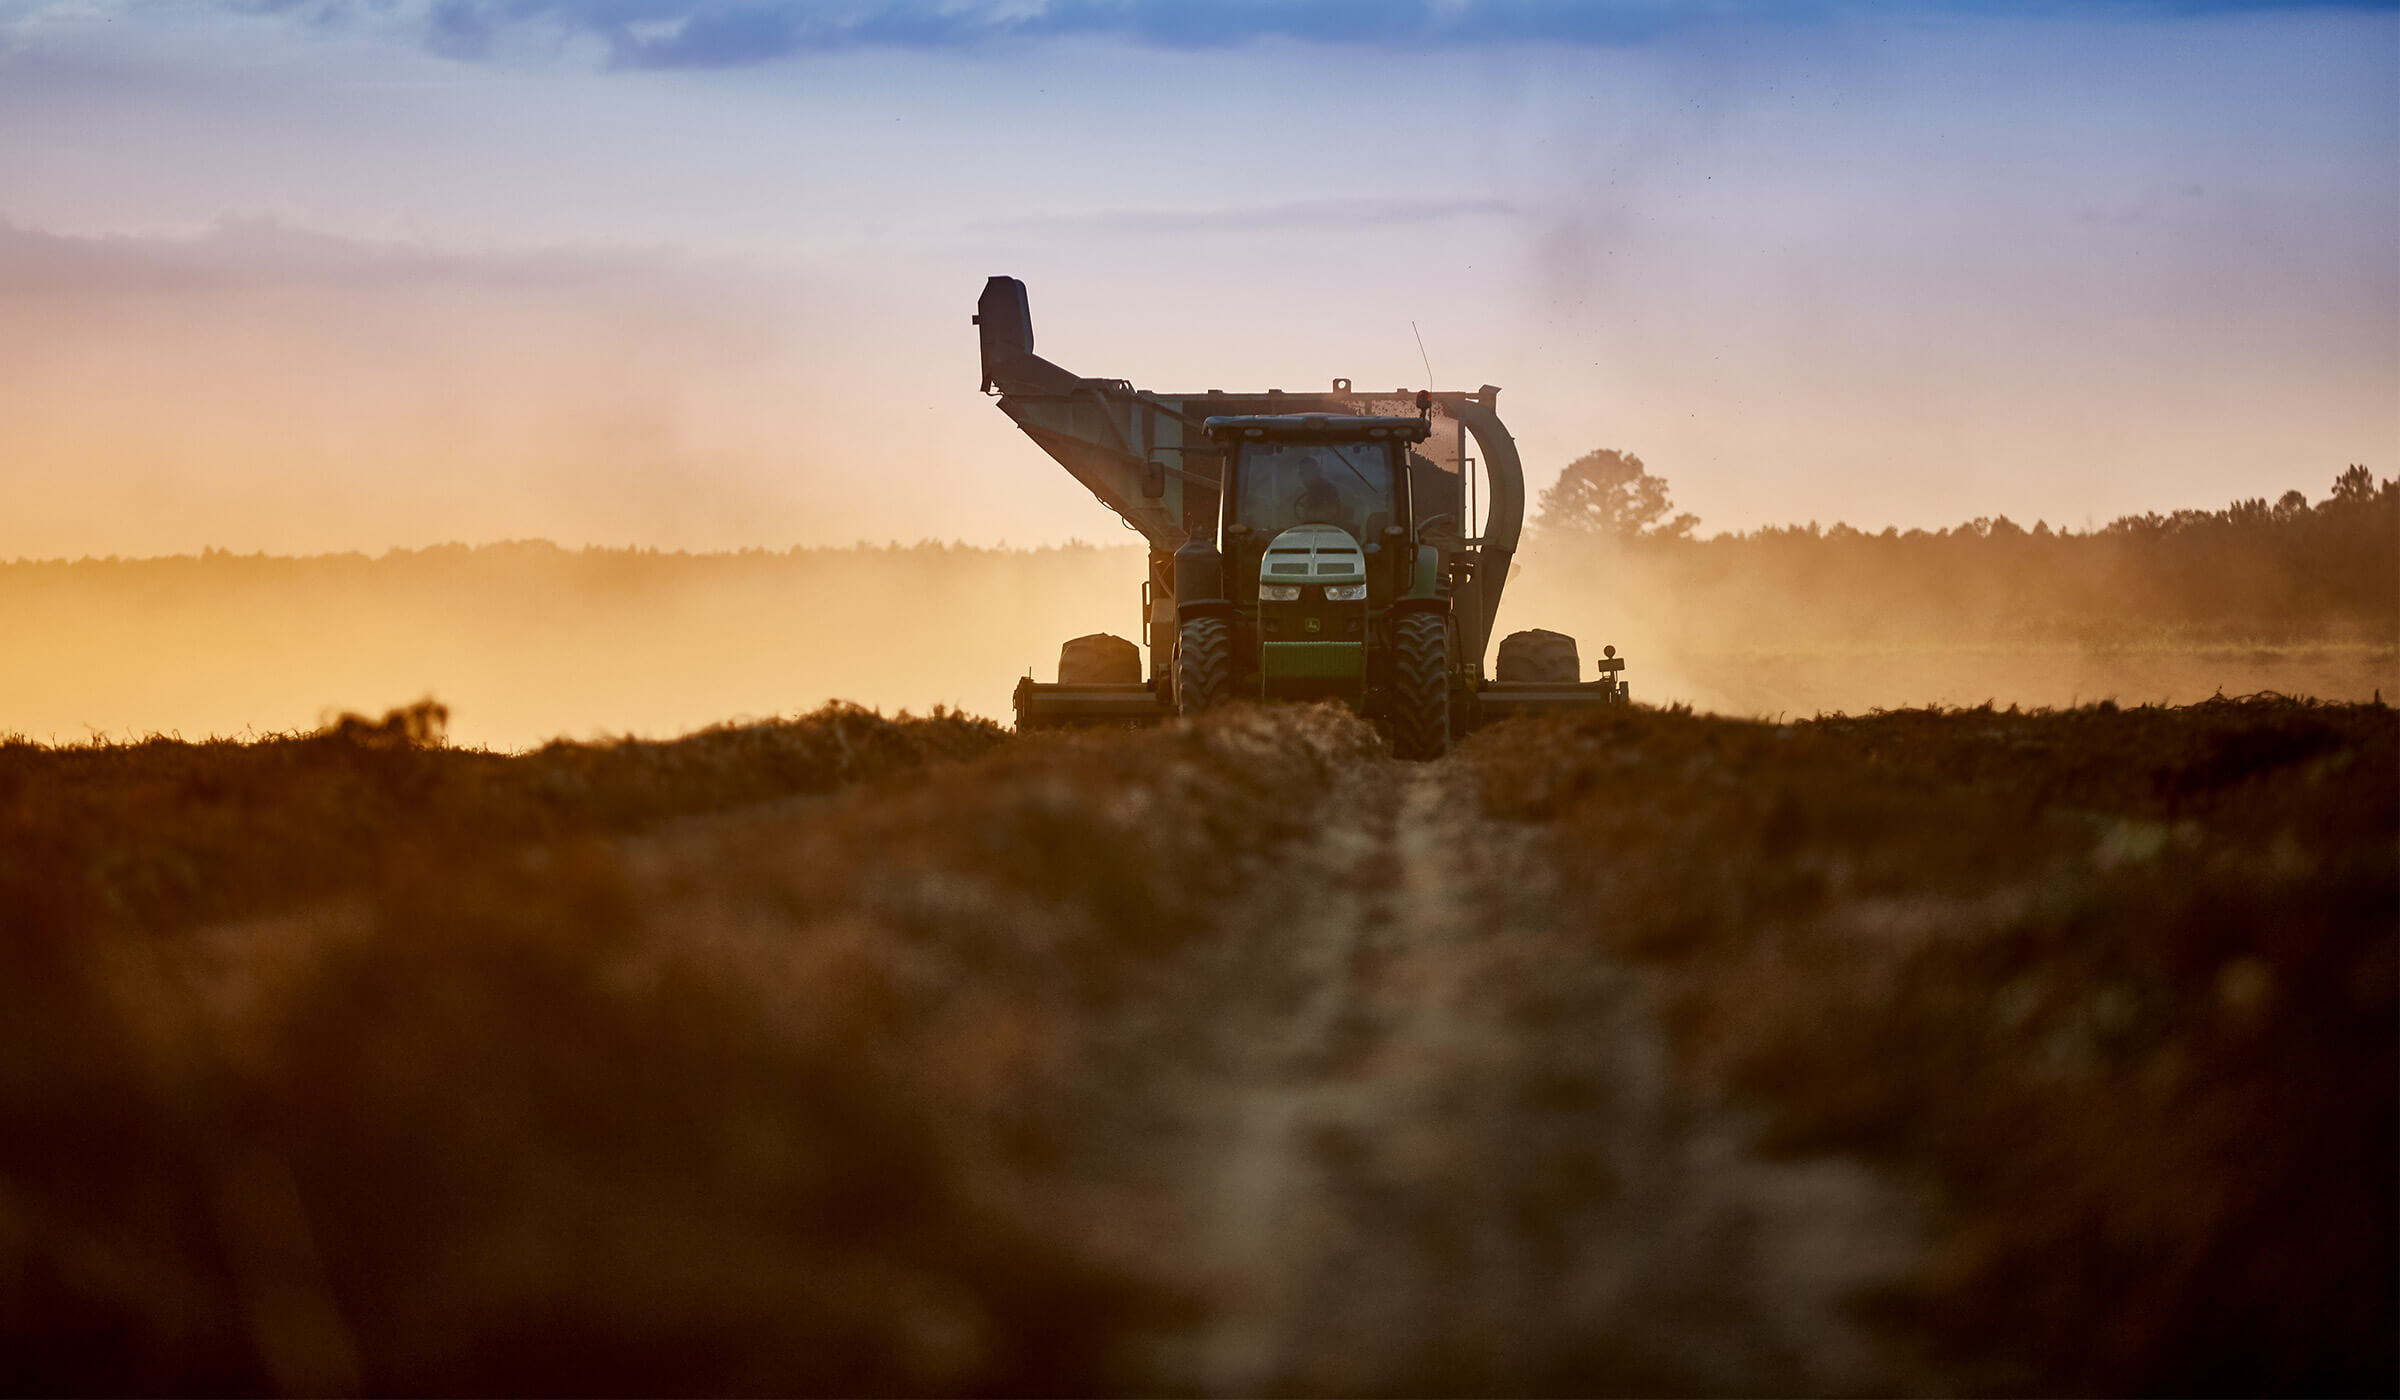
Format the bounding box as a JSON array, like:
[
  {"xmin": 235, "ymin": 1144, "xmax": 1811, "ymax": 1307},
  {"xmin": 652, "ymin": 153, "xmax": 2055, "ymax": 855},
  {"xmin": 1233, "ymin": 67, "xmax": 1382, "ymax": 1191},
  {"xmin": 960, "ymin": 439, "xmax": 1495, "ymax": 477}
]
[
  {"xmin": 1391, "ymin": 611, "xmax": 1451, "ymax": 761},
  {"xmin": 1496, "ymin": 628, "xmax": 1580, "ymax": 683},
  {"xmin": 1175, "ymin": 615, "xmax": 1232, "ymax": 716}
]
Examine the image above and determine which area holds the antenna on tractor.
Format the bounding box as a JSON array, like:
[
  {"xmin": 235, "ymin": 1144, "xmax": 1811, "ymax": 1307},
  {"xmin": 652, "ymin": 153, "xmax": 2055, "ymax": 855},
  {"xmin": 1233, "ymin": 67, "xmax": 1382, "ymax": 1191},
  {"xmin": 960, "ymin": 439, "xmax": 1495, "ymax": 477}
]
[{"xmin": 1411, "ymin": 320, "xmax": 1435, "ymax": 388}]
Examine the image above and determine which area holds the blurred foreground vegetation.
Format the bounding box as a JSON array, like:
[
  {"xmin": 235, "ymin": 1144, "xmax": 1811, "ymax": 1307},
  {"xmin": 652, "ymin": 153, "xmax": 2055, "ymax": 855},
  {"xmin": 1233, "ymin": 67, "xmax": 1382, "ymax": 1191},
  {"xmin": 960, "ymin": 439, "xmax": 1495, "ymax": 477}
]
[
  {"xmin": 0, "ymin": 703, "xmax": 1379, "ymax": 1392},
  {"xmin": 1467, "ymin": 694, "xmax": 2397, "ymax": 1394},
  {"xmin": 1, "ymin": 696, "xmax": 2391, "ymax": 1394}
]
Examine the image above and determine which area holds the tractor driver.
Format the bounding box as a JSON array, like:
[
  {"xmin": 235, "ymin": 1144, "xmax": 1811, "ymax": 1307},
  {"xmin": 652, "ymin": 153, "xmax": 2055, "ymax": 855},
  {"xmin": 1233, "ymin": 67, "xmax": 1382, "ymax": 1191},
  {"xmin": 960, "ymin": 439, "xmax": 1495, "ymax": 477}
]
[{"xmin": 1292, "ymin": 456, "xmax": 1346, "ymax": 529}]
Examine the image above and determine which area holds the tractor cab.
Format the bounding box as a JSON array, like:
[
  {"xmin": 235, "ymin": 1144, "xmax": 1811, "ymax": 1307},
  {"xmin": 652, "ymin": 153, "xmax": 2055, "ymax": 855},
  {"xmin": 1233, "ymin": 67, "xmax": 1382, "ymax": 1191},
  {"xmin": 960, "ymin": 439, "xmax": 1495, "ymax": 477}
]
[{"xmin": 1205, "ymin": 414, "xmax": 1431, "ymax": 608}]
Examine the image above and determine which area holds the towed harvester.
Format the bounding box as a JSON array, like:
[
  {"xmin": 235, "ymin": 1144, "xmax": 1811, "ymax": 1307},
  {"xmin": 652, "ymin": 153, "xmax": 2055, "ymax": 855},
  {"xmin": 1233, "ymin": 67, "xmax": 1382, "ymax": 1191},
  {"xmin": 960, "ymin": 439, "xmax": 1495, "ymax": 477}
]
[{"xmin": 979, "ymin": 276, "xmax": 1625, "ymax": 758}]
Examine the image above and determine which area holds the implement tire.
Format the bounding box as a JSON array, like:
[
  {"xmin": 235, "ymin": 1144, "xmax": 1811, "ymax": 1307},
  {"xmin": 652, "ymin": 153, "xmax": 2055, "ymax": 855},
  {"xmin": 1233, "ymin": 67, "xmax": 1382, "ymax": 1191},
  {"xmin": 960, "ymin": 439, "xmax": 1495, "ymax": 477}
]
[
  {"xmin": 1176, "ymin": 615, "xmax": 1232, "ymax": 717},
  {"xmin": 1496, "ymin": 628, "xmax": 1580, "ymax": 683},
  {"xmin": 1057, "ymin": 632, "xmax": 1142, "ymax": 684},
  {"xmin": 1391, "ymin": 611, "xmax": 1451, "ymax": 761}
]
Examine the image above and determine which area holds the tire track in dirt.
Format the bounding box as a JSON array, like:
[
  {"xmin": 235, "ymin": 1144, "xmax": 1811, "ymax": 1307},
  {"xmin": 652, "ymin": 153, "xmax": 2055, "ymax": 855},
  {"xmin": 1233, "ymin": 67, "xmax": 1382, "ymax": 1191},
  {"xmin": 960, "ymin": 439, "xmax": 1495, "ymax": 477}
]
[{"xmin": 1163, "ymin": 755, "xmax": 1922, "ymax": 1395}]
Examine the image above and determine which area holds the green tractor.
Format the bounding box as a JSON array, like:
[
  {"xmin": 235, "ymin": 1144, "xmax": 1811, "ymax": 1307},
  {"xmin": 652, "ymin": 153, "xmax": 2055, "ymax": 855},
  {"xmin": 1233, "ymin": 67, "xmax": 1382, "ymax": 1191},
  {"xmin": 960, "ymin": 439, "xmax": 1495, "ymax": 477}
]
[
  {"xmin": 1171, "ymin": 412, "xmax": 1455, "ymax": 759},
  {"xmin": 978, "ymin": 276, "xmax": 1627, "ymax": 758}
]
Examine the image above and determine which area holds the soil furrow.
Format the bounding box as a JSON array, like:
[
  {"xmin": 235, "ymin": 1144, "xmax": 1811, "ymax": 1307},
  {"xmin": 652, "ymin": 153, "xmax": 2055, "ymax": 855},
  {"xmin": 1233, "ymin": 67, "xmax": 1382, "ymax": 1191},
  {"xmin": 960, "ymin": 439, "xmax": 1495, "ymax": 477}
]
[{"xmin": 1146, "ymin": 756, "xmax": 1918, "ymax": 1395}]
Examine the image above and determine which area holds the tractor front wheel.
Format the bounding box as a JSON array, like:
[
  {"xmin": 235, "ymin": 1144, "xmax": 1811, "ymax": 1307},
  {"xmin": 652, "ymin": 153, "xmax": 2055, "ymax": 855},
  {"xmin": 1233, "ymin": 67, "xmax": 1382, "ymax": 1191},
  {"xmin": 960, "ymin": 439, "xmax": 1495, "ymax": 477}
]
[
  {"xmin": 1391, "ymin": 611, "xmax": 1451, "ymax": 761},
  {"xmin": 1175, "ymin": 615, "xmax": 1232, "ymax": 716}
]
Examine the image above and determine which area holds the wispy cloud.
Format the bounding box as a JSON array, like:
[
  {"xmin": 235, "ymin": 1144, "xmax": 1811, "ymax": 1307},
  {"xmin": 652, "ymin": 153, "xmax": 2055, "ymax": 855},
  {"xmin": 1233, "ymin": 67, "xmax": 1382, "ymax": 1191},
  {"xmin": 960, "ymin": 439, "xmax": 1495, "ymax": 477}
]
[
  {"xmin": 979, "ymin": 196, "xmax": 1523, "ymax": 240},
  {"xmin": 381, "ymin": 0, "xmax": 1700, "ymax": 64},
  {"xmin": 0, "ymin": 218, "xmax": 710, "ymax": 295},
  {"xmin": 211, "ymin": 0, "xmax": 2400, "ymax": 67}
]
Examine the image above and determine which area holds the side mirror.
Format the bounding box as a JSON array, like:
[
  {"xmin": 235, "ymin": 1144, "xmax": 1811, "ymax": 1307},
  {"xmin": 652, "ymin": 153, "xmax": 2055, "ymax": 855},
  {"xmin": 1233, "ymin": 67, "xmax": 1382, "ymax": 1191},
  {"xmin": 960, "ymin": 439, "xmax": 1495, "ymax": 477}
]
[{"xmin": 1142, "ymin": 461, "xmax": 1165, "ymax": 499}]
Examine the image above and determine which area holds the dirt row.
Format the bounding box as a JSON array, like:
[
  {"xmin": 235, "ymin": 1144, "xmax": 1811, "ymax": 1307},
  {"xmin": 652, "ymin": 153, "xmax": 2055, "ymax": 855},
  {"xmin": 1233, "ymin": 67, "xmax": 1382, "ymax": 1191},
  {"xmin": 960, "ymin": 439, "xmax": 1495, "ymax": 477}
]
[{"xmin": 1072, "ymin": 755, "xmax": 1918, "ymax": 1393}]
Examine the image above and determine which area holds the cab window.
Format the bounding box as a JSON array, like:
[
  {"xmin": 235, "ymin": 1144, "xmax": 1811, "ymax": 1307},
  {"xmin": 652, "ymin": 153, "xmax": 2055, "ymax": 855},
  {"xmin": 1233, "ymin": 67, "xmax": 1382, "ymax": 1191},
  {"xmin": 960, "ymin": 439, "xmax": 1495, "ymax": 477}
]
[{"xmin": 1235, "ymin": 441, "xmax": 1396, "ymax": 541}]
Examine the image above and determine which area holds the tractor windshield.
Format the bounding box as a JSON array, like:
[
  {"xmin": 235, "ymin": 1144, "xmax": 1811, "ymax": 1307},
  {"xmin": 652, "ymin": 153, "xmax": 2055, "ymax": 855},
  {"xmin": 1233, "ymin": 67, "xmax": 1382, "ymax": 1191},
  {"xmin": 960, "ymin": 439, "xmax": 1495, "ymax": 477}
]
[{"xmin": 1235, "ymin": 440, "xmax": 1395, "ymax": 541}]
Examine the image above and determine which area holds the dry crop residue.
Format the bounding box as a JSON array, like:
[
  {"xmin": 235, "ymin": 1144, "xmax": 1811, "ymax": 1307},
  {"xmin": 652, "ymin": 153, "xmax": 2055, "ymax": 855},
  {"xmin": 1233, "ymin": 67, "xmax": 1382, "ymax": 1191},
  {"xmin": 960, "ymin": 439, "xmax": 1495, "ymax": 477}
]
[
  {"xmin": 2, "ymin": 697, "xmax": 2388, "ymax": 1394},
  {"xmin": 1465, "ymin": 694, "xmax": 2397, "ymax": 1395}
]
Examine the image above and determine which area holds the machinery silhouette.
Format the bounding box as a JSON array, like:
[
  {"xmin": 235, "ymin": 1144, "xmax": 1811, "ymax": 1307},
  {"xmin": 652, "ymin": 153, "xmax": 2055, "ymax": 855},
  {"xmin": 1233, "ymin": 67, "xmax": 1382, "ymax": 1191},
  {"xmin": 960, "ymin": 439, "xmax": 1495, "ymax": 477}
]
[{"xmin": 976, "ymin": 275, "xmax": 1626, "ymax": 756}]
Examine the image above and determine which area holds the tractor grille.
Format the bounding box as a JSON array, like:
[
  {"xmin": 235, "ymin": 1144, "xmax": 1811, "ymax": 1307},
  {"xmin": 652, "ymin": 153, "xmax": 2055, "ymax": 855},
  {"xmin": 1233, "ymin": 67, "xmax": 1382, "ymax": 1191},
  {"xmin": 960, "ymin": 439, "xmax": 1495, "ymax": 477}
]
[{"xmin": 1260, "ymin": 597, "xmax": 1365, "ymax": 640}]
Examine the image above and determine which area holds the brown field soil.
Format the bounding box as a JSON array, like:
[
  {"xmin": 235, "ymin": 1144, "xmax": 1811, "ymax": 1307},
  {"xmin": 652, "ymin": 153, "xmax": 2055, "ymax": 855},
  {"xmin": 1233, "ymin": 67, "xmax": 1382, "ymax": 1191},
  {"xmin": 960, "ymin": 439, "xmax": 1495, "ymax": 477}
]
[{"xmin": 1, "ymin": 697, "xmax": 2391, "ymax": 1394}]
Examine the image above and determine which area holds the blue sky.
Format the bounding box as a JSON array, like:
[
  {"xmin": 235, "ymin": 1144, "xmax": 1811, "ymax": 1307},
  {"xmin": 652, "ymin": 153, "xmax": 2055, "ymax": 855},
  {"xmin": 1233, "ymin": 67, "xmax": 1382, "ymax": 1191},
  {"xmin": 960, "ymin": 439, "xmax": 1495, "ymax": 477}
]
[{"xmin": 0, "ymin": 0, "xmax": 2392, "ymax": 555}]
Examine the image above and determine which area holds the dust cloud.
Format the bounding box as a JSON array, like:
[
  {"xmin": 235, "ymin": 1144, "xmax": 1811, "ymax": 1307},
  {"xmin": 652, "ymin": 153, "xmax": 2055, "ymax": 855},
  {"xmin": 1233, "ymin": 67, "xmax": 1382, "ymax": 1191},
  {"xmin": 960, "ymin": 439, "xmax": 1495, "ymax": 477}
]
[
  {"xmin": 0, "ymin": 543, "xmax": 1148, "ymax": 749},
  {"xmin": 1501, "ymin": 564, "xmax": 2395, "ymax": 718},
  {"xmin": 0, "ymin": 222, "xmax": 837, "ymax": 559},
  {"xmin": 1496, "ymin": 486, "xmax": 2398, "ymax": 716},
  {"xmin": 5, "ymin": 475, "xmax": 2390, "ymax": 746}
]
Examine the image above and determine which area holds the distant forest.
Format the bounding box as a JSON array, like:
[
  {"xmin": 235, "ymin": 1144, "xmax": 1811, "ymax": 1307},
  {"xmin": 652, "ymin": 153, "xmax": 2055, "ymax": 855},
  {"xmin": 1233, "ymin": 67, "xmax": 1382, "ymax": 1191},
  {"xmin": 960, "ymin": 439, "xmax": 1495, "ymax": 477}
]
[
  {"xmin": 1527, "ymin": 461, "xmax": 2398, "ymax": 646},
  {"xmin": 6, "ymin": 465, "xmax": 2389, "ymax": 651},
  {"xmin": 1, "ymin": 468, "xmax": 2389, "ymax": 745}
]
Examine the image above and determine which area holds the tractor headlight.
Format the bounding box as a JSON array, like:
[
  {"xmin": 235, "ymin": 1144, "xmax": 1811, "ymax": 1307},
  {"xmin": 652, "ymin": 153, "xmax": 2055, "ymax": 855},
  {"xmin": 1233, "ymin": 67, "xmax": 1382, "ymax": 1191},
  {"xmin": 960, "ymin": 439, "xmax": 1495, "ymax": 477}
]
[
  {"xmin": 1323, "ymin": 583, "xmax": 1368, "ymax": 602},
  {"xmin": 1258, "ymin": 584, "xmax": 1302, "ymax": 602}
]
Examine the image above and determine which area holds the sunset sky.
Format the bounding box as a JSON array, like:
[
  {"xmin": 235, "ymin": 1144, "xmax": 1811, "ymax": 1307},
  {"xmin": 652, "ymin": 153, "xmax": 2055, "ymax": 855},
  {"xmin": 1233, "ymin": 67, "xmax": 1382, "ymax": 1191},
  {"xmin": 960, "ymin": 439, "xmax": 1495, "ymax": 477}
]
[{"xmin": 2, "ymin": 0, "xmax": 2393, "ymax": 559}]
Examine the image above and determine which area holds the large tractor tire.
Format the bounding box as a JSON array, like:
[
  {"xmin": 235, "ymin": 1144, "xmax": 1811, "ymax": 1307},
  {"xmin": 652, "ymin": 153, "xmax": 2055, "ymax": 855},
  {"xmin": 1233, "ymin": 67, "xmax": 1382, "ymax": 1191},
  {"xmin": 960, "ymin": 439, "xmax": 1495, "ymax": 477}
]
[
  {"xmin": 1175, "ymin": 615, "xmax": 1232, "ymax": 716},
  {"xmin": 1496, "ymin": 627, "xmax": 1580, "ymax": 683},
  {"xmin": 1057, "ymin": 632, "xmax": 1141, "ymax": 684},
  {"xmin": 1391, "ymin": 611, "xmax": 1452, "ymax": 761}
]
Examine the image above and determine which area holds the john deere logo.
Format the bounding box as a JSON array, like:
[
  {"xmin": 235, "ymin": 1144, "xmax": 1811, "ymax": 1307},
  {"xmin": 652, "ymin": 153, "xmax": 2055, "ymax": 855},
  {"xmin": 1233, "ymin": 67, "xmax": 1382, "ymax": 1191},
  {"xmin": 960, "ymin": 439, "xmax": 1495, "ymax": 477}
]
[{"xmin": 1304, "ymin": 617, "xmax": 1322, "ymax": 634}]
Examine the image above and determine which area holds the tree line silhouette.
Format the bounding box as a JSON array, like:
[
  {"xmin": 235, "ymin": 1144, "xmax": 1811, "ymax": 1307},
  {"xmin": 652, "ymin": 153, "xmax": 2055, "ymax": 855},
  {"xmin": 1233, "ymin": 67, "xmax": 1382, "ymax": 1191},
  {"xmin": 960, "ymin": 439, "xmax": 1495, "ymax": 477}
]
[{"xmin": 1532, "ymin": 454, "xmax": 2396, "ymax": 645}]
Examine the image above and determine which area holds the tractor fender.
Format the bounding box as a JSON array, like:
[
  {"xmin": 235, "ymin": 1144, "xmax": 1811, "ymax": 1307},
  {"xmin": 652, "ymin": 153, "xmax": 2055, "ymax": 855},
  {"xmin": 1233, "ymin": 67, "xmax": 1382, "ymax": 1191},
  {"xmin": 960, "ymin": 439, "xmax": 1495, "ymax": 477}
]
[
  {"xmin": 1173, "ymin": 535, "xmax": 1234, "ymax": 623},
  {"xmin": 1387, "ymin": 545, "xmax": 1449, "ymax": 616}
]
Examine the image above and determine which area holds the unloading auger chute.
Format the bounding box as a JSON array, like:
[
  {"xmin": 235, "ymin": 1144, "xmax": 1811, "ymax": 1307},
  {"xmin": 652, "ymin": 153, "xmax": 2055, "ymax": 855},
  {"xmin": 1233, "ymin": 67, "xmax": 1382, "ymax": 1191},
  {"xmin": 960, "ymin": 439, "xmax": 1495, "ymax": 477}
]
[{"xmin": 975, "ymin": 276, "xmax": 1194, "ymax": 549}]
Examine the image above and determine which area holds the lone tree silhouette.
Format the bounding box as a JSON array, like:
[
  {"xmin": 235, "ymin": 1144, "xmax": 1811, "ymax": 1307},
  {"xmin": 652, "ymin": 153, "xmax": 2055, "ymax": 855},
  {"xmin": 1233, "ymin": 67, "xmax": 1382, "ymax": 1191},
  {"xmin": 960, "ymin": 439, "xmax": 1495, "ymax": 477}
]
[
  {"xmin": 2328, "ymin": 462, "xmax": 2383, "ymax": 509},
  {"xmin": 1533, "ymin": 449, "xmax": 1699, "ymax": 542}
]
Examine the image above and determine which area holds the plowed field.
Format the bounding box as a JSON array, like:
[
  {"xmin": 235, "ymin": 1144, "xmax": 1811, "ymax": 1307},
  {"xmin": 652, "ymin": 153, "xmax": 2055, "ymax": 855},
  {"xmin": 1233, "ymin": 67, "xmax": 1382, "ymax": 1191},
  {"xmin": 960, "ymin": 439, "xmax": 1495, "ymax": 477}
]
[{"xmin": 1, "ymin": 697, "xmax": 2390, "ymax": 1394}]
